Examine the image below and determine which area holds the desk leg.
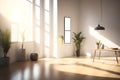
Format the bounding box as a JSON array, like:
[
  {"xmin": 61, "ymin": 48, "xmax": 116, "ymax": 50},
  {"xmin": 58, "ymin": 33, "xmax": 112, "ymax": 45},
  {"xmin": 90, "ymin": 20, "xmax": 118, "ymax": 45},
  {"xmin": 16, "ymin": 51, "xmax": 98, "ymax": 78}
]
[
  {"xmin": 115, "ymin": 51, "xmax": 119, "ymax": 63},
  {"xmin": 99, "ymin": 50, "xmax": 101, "ymax": 60},
  {"xmin": 93, "ymin": 50, "xmax": 96, "ymax": 62}
]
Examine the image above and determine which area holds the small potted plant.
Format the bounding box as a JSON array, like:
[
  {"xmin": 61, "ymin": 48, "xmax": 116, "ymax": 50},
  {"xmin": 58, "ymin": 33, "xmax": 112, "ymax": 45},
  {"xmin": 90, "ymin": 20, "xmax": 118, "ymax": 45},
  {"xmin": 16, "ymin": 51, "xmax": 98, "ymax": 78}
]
[
  {"xmin": 21, "ymin": 31, "xmax": 25, "ymax": 49},
  {"xmin": 96, "ymin": 40, "xmax": 101, "ymax": 49},
  {"xmin": 72, "ymin": 32, "xmax": 85, "ymax": 57},
  {"xmin": 60, "ymin": 35, "xmax": 64, "ymax": 44},
  {"xmin": 17, "ymin": 31, "xmax": 26, "ymax": 61},
  {"xmin": 0, "ymin": 29, "xmax": 11, "ymax": 67}
]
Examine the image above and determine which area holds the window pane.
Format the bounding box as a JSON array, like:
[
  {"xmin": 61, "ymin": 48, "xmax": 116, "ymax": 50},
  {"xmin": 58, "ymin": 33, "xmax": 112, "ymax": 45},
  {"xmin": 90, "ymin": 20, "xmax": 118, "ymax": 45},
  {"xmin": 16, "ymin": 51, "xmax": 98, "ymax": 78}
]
[
  {"xmin": 27, "ymin": 0, "xmax": 33, "ymax": 3},
  {"xmin": 65, "ymin": 31, "xmax": 71, "ymax": 43},
  {"xmin": 45, "ymin": 0, "xmax": 50, "ymax": 10},
  {"xmin": 64, "ymin": 17, "xmax": 71, "ymax": 44},
  {"xmin": 11, "ymin": 0, "xmax": 33, "ymax": 42},
  {"xmin": 11, "ymin": 24, "xmax": 19, "ymax": 42},
  {"xmin": 35, "ymin": 0, "xmax": 40, "ymax": 6},
  {"xmin": 65, "ymin": 17, "xmax": 70, "ymax": 30},
  {"xmin": 35, "ymin": 6, "xmax": 40, "ymax": 20}
]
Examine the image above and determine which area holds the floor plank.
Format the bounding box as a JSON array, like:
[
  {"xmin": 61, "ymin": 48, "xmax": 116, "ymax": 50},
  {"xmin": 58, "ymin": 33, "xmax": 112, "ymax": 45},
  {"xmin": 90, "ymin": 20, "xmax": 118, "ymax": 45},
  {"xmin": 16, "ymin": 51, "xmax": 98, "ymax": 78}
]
[{"xmin": 0, "ymin": 57, "xmax": 120, "ymax": 80}]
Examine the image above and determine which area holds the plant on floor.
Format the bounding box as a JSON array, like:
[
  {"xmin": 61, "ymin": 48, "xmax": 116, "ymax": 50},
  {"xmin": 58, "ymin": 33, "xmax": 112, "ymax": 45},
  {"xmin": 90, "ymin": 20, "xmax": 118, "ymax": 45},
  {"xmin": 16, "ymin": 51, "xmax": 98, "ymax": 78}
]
[
  {"xmin": 0, "ymin": 29, "xmax": 11, "ymax": 67},
  {"xmin": 0, "ymin": 29, "xmax": 11, "ymax": 57},
  {"xmin": 21, "ymin": 31, "xmax": 25, "ymax": 49},
  {"xmin": 0, "ymin": 14, "xmax": 11, "ymax": 67},
  {"xmin": 72, "ymin": 32, "xmax": 85, "ymax": 57}
]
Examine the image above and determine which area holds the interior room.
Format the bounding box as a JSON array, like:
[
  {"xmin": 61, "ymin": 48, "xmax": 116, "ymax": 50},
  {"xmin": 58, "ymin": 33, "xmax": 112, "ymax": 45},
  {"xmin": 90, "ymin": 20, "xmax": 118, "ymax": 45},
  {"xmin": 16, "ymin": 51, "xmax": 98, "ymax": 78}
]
[{"xmin": 0, "ymin": 0, "xmax": 120, "ymax": 80}]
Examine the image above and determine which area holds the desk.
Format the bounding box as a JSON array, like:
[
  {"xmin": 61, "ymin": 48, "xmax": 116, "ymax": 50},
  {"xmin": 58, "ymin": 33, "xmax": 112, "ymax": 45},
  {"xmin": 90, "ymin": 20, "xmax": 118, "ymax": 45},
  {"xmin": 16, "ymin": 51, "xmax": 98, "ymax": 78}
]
[{"xmin": 93, "ymin": 49, "xmax": 120, "ymax": 63}]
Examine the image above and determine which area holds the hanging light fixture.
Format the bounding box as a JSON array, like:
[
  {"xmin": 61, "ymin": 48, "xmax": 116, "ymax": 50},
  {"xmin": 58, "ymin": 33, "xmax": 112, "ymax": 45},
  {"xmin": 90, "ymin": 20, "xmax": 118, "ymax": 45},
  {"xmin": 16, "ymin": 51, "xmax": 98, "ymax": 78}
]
[
  {"xmin": 95, "ymin": 24, "xmax": 105, "ymax": 30},
  {"xmin": 95, "ymin": 0, "xmax": 105, "ymax": 30}
]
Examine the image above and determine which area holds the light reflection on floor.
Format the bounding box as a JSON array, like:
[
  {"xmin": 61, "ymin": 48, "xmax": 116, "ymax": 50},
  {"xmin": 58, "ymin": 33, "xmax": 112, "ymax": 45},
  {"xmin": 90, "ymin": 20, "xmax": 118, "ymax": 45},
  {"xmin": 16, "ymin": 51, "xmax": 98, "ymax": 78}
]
[
  {"xmin": 0, "ymin": 57, "xmax": 120, "ymax": 80},
  {"xmin": 40, "ymin": 57, "xmax": 120, "ymax": 78}
]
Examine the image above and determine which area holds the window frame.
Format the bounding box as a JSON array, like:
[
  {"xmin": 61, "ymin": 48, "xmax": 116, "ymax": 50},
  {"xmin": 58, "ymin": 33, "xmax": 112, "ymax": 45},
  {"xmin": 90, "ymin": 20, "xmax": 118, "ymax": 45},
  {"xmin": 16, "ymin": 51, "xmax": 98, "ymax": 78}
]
[{"xmin": 64, "ymin": 16, "xmax": 71, "ymax": 44}]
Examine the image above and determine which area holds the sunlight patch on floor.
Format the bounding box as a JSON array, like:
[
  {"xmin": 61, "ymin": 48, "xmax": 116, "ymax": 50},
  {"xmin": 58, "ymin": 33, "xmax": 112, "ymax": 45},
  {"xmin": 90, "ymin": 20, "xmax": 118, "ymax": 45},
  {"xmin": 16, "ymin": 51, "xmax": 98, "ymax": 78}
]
[{"xmin": 39, "ymin": 57, "xmax": 120, "ymax": 78}]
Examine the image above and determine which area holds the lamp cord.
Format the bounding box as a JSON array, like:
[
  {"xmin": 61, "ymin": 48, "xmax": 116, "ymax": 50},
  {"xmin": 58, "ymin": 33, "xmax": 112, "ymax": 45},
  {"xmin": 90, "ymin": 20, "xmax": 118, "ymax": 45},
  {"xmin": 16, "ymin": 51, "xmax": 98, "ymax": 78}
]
[{"xmin": 100, "ymin": 0, "xmax": 102, "ymax": 24}]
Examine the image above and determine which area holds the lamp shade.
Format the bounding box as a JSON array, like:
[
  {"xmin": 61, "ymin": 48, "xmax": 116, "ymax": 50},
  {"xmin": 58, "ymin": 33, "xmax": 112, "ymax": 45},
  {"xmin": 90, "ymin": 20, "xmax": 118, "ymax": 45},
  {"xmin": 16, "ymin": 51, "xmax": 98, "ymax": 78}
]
[{"xmin": 95, "ymin": 24, "xmax": 105, "ymax": 30}]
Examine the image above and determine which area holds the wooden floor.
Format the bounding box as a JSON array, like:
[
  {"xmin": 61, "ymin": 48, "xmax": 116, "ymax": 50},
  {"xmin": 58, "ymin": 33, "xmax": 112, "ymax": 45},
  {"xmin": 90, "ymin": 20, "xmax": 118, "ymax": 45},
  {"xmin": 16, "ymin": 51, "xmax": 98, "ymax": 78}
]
[{"xmin": 0, "ymin": 57, "xmax": 120, "ymax": 80}]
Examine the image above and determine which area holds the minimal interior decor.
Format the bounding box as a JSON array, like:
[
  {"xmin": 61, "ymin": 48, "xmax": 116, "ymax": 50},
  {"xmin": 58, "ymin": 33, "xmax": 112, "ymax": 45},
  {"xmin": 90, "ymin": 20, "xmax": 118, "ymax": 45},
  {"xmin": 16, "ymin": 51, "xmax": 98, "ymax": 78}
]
[
  {"xmin": 73, "ymin": 32, "xmax": 85, "ymax": 57},
  {"xmin": 16, "ymin": 49, "xmax": 26, "ymax": 61},
  {"xmin": 0, "ymin": 29, "xmax": 11, "ymax": 67},
  {"xmin": 95, "ymin": 24, "xmax": 105, "ymax": 30},
  {"xmin": 30, "ymin": 53, "xmax": 38, "ymax": 61},
  {"xmin": 95, "ymin": 0, "xmax": 105, "ymax": 30},
  {"xmin": 16, "ymin": 30, "xmax": 26, "ymax": 62},
  {"xmin": 60, "ymin": 35, "xmax": 64, "ymax": 44},
  {"xmin": 93, "ymin": 48, "xmax": 119, "ymax": 63},
  {"xmin": 96, "ymin": 40, "xmax": 101, "ymax": 49}
]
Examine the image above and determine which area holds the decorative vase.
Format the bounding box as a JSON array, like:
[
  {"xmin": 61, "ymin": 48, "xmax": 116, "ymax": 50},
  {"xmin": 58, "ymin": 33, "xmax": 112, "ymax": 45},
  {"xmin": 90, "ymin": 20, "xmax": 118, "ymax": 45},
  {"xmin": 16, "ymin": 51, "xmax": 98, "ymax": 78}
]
[
  {"xmin": 97, "ymin": 45, "xmax": 100, "ymax": 49},
  {"xmin": 30, "ymin": 53, "xmax": 38, "ymax": 61},
  {"xmin": 101, "ymin": 44, "xmax": 104, "ymax": 49}
]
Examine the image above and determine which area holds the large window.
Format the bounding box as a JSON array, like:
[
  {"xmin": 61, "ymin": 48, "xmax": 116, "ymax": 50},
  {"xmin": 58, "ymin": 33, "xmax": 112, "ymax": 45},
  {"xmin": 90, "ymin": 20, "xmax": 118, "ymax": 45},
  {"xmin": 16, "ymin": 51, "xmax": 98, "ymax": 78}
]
[
  {"xmin": 10, "ymin": 0, "xmax": 58, "ymax": 57},
  {"xmin": 34, "ymin": 0, "xmax": 40, "ymax": 44},
  {"xmin": 11, "ymin": 0, "xmax": 33, "ymax": 42},
  {"xmin": 64, "ymin": 17, "xmax": 71, "ymax": 43}
]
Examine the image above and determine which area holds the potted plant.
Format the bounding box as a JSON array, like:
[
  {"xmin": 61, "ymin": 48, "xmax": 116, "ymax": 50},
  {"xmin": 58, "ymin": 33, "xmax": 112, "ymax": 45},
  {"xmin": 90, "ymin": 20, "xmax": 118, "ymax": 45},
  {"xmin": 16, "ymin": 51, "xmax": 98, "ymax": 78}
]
[
  {"xmin": 73, "ymin": 32, "xmax": 85, "ymax": 57},
  {"xmin": 96, "ymin": 40, "xmax": 101, "ymax": 49},
  {"xmin": 0, "ymin": 29, "xmax": 11, "ymax": 67},
  {"xmin": 16, "ymin": 31, "xmax": 26, "ymax": 62},
  {"xmin": 21, "ymin": 30, "xmax": 25, "ymax": 49},
  {"xmin": 60, "ymin": 35, "xmax": 64, "ymax": 44}
]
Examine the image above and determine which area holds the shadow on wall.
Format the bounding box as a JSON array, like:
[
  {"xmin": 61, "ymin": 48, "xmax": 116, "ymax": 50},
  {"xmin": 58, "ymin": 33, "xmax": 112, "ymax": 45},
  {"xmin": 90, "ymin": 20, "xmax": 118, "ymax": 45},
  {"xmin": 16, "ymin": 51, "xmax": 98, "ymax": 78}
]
[{"xmin": 89, "ymin": 26, "xmax": 120, "ymax": 49}]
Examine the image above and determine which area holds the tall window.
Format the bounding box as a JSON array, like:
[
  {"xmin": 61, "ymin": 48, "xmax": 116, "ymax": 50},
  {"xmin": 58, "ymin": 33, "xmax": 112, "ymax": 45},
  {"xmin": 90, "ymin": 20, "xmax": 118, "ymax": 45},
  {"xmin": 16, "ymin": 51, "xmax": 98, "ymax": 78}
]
[
  {"xmin": 10, "ymin": 0, "xmax": 58, "ymax": 57},
  {"xmin": 64, "ymin": 17, "xmax": 71, "ymax": 43},
  {"xmin": 34, "ymin": 0, "xmax": 40, "ymax": 44},
  {"xmin": 11, "ymin": 0, "xmax": 33, "ymax": 42}
]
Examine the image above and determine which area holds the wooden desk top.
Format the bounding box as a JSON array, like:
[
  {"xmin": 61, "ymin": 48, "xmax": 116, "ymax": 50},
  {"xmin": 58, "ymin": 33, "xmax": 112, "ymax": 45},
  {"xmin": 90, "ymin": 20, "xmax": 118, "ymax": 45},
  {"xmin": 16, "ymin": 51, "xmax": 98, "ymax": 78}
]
[
  {"xmin": 95, "ymin": 48, "xmax": 120, "ymax": 52},
  {"xmin": 93, "ymin": 48, "xmax": 120, "ymax": 63}
]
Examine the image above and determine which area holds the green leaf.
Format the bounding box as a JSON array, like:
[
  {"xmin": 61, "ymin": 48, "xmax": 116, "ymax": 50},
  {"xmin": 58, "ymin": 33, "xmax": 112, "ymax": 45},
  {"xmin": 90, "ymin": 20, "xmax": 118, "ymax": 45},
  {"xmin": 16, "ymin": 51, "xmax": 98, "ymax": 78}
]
[{"xmin": 72, "ymin": 32, "xmax": 85, "ymax": 50}]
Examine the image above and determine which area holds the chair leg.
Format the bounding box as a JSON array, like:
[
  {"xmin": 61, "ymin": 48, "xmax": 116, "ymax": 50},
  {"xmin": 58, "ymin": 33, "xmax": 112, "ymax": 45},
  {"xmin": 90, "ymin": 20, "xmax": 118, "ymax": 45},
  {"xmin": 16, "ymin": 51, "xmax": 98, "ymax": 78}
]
[
  {"xmin": 93, "ymin": 50, "xmax": 96, "ymax": 62},
  {"xmin": 99, "ymin": 51, "xmax": 101, "ymax": 60},
  {"xmin": 115, "ymin": 51, "xmax": 119, "ymax": 63}
]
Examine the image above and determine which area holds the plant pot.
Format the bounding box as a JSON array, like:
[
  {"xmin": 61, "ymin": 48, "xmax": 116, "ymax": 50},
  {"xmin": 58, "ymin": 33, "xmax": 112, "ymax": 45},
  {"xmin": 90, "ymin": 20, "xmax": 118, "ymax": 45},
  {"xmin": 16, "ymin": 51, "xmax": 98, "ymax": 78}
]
[
  {"xmin": 76, "ymin": 50, "xmax": 80, "ymax": 57},
  {"xmin": 0, "ymin": 57, "xmax": 9, "ymax": 67},
  {"xmin": 97, "ymin": 45, "xmax": 100, "ymax": 49},
  {"xmin": 17, "ymin": 49, "xmax": 26, "ymax": 61}
]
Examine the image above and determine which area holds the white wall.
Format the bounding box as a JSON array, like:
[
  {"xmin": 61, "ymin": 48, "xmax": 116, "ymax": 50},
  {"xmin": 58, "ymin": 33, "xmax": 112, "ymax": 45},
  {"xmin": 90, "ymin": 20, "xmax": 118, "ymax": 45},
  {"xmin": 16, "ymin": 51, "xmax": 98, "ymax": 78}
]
[
  {"xmin": 79, "ymin": 0, "xmax": 120, "ymax": 57},
  {"xmin": 79, "ymin": 0, "xmax": 99, "ymax": 56},
  {"xmin": 58, "ymin": 0, "xmax": 120, "ymax": 57},
  {"xmin": 58, "ymin": 0, "xmax": 80, "ymax": 57},
  {"xmin": 0, "ymin": 0, "xmax": 120, "ymax": 63}
]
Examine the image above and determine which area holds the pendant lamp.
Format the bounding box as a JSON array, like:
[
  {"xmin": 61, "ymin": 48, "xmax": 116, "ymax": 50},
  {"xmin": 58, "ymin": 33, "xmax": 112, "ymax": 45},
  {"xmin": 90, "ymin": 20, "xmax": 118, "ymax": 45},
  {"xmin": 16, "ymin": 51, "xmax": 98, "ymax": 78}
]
[
  {"xmin": 95, "ymin": 0, "xmax": 105, "ymax": 30},
  {"xmin": 95, "ymin": 24, "xmax": 105, "ymax": 30}
]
